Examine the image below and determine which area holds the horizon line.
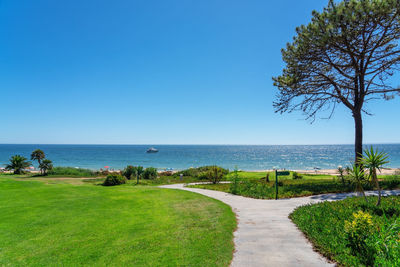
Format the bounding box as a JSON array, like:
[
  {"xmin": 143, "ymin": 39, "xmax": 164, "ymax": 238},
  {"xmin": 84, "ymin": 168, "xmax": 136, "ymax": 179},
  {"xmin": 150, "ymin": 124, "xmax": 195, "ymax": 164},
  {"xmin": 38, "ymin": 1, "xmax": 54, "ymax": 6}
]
[{"xmin": 1, "ymin": 143, "xmax": 400, "ymax": 146}]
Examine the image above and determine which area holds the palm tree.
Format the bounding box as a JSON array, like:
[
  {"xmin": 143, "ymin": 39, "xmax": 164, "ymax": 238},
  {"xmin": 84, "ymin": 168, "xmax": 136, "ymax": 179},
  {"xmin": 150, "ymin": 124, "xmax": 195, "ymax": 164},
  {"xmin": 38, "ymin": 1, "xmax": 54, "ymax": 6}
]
[
  {"xmin": 136, "ymin": 166, "xmax": 144, "ymax": 184},
  {"xmin": 359, "ymin": 147, "xmax": 389, "ymax": 206},
  {"xmin": 31, "ymin": 149, "xmax": 45, "ymax": 166},
  {"xmin": 39, "ymin": 159, "xmax": 53, "ymax": 175},
  {"xmin": 5, "ymin": 155, "xmax": 31, "ymax": 174},
  {"xmin": 337, "ymin": 166, "xmax": 345, "ymax": 186},
  {"xmin": 348, "ymin": 164, "xmax": 368, "ymax": 203}
]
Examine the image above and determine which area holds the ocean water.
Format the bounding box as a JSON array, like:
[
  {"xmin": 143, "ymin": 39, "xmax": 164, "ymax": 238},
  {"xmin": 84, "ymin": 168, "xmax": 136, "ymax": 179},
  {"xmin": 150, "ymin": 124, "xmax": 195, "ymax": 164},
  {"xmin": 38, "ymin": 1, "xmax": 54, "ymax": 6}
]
[{"xmin": 0, "ymin": 144, "xmax": 399, "ymax": 171}]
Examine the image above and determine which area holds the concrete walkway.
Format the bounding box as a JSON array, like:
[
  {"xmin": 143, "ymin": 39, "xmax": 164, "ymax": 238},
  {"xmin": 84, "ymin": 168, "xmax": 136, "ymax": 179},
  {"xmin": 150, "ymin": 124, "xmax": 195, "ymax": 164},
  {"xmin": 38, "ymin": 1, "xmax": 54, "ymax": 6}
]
[{"xmin": 159, "ymin": 184, "xmax": 400, "ymax": 267}]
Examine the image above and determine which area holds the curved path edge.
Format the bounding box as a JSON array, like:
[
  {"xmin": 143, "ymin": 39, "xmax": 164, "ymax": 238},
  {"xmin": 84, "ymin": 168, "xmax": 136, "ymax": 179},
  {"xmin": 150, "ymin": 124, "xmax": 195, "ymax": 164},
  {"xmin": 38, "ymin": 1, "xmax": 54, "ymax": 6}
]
[{"xmin": 159, "ymin": 183, "xmax": 400, "ymax": 267}]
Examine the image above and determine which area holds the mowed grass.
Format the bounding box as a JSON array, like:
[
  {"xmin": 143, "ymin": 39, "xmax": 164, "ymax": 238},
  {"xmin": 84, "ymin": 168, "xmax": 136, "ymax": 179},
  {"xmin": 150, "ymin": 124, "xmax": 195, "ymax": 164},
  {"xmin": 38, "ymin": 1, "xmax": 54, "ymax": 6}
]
[{"xmin": 0, "ymin": 178, "xmax": 236, "ymax": 266}]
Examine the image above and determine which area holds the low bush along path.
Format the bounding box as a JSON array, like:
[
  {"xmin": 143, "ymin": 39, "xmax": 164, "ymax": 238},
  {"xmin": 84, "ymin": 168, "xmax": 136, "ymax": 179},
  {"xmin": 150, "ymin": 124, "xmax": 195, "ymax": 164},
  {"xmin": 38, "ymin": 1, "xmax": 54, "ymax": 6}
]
[{"xmin": 160, "ymin": 183, "xmax": 400, "ymax": 267}]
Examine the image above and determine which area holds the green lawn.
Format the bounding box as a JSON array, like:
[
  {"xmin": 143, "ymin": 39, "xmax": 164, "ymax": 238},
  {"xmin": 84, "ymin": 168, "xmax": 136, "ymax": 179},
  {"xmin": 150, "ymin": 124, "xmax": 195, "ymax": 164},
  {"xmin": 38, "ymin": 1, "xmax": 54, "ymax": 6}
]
[
  {"xmin": 0, "ymin": 178, "xmax": 236, "ymax": 266},
  {"xmin": 225, "ymin": 171, "xmax": 334, "ymax": 180},
  {"xmin": 290, "ymin": 196, "xmax": 400, "ymax": 266},
  {"xmin": 225, "ymin": 171, "xmax": 268, "ymax": 179},
  {"xmin": 0, "ymin": 170, "xmax": 335, "ymax": 186}
]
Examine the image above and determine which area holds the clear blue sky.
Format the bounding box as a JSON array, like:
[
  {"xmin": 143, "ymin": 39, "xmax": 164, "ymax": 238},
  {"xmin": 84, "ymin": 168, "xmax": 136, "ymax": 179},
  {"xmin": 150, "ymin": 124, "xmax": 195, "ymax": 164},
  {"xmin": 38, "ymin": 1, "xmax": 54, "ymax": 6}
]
[{"xmin": 0, "ymin": 0, "xmax": 399, "ymax": 145}]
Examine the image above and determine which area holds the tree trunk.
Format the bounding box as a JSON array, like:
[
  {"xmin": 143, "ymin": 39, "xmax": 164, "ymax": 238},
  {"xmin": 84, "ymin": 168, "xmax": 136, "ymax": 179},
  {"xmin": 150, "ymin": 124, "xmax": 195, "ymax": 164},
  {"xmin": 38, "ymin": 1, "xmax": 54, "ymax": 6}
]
[
  {"xmin": 353, "ymin": 110, "xmax": 363, "ymax": 164},
  {"xmin": 373, "ymin": 169, "xmax": 382, "ymax": 206},
  {"xmin": 360, "ymin": 187, "xmax": 369, "ymax": 204}
]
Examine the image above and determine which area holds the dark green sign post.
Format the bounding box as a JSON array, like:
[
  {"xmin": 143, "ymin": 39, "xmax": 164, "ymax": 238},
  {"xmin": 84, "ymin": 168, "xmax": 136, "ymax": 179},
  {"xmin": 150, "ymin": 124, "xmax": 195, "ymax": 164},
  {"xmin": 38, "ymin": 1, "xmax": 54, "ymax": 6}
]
[{"xmin": 275, "ymin": 170, "xmax": 290, "ymax": 200}]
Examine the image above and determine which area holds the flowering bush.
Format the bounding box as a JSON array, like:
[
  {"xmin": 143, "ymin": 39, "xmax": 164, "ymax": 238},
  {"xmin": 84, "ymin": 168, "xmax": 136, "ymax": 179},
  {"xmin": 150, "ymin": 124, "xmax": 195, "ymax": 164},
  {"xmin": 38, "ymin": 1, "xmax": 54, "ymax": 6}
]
[{"xmin": 345, "ymin": 211, "xmax": 375, "ymax": 265}]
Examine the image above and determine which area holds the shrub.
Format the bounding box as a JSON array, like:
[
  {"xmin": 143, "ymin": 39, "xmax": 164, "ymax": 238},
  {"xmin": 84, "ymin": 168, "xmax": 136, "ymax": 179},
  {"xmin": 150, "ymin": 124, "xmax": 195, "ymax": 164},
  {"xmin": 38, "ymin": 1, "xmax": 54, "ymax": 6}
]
[
  {"xmin": 176, "ymin": 166, "xmax": 229, "ymax": 179},
  {"xmin": 382, "ymin": 177, "xmax": 400, "ymax": 190},
  {"xmin": 159, "ymin": 171, "xmax": 173, "ymax": 176},
  {"xmin": 292, "ymin": 172, "xmax": 303, "ymax": 180},
  {"xmin": 344, "ymin": 211, "xmax": 376, "ymax": 265},
  {"xmin": 103, "ymin": 174, "xmax": 127, "ymax": 186},
  {"xmin": 143, "ymin": 167, "xmax": 158, "ymax": 180},
  {"xmin": 123, "ymin": 165, "xmax": 136, "ymax": 180},
  {"xmin": 205, "ymin": 166, "xmax": 226, "ymax": 184},
  {"xmin": 177, "ymin": 168, "xmax": 198, "ymax": 177},
  {"xmin": 197, "ymin": 172, "xmax": 209, "ymax": 180}
]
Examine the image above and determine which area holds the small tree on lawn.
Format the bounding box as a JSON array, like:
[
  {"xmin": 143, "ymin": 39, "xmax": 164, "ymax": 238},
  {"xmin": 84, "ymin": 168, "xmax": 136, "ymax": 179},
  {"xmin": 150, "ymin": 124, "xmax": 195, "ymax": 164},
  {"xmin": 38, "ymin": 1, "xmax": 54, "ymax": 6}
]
[
  {"xmin": 206, "ymin": 166, "xmax": 225, "ymax": 184},
  {"xmin": 31, "ymin": 149, "xmax": 45, "ymax": 166},
  {"xmin": 39, "ymin": 159, "xmax": 53, "ymax": 175},
  {"xmin": 5, "ymin": 155, "xmax": 31, "ymax": 174},
  {"xmin": 359, "ymin": 147, "xmax": 389, "ymax": 206}
]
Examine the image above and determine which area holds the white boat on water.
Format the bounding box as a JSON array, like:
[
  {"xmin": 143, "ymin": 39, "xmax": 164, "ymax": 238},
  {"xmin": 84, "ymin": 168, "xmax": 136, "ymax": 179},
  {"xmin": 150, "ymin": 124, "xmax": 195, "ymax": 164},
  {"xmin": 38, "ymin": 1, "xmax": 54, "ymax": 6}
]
[{"xmin": 146, "ymin": 147, "xmax": 159, "ymax": 153}]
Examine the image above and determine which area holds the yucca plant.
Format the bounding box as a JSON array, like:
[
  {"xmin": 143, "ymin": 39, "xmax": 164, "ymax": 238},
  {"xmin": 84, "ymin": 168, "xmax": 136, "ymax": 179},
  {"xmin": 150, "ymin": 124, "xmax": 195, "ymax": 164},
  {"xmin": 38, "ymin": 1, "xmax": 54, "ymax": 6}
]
[
  {"xmin": 337, "ymin": 166, "xmax": 345, "ymax": 186},
  {"xmin": 359, "ymin": 147, "xmax": 389, "ymax": 206},
  {"xmin": 5, "ymin": 155, "xmax": 31, "ymax": 174},
  {"xmin": 345, "ymin": 166, "xmax": 351, "ymax": 175},
  {"xmin": 348, "ymin": 164, "xmax": 369, "ymax": 203}
]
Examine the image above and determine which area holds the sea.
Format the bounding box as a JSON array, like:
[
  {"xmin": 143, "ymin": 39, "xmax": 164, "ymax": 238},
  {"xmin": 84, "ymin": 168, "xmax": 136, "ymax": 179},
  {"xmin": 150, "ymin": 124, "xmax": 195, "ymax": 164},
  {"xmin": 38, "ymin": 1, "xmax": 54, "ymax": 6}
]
[{"xmin": 0, "ymin": 144, "xmax": 400, "ymax": 171}]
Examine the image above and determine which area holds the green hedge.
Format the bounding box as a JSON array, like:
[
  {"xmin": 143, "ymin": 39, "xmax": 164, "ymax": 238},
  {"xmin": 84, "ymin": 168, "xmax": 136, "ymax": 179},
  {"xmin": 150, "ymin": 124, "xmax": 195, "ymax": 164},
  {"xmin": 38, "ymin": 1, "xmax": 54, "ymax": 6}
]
[
  {"xmin": 47, "ymin": 167, "xmax": 98, "ymax": 177},
  {"xmin": 102, "ymin": 174, "xmax": 127, "ymax": 186},
  {"xmin": 176, "ymin": 166, "xmax": 229, "ymax": 179}
]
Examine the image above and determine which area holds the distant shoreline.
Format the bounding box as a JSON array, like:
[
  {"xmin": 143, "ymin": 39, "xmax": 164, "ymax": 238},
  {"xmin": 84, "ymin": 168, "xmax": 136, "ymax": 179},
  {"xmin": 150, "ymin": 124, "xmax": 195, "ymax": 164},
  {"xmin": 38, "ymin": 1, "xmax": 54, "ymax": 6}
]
[
  {"xmin": 4, "ymin": 167, "xmax": 398, "ymax": 176},
  {"xmin": 2, "ymin": 144, "xmax": 400, "ymax": 173}
]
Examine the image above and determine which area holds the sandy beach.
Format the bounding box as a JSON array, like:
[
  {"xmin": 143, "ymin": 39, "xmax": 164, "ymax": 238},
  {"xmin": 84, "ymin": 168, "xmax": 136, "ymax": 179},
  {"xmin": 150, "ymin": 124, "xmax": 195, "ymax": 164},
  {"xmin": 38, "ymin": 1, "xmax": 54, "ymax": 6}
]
[{"xmin": 2, "ymin": 167, "xmax": 399, "ymax": 176}]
